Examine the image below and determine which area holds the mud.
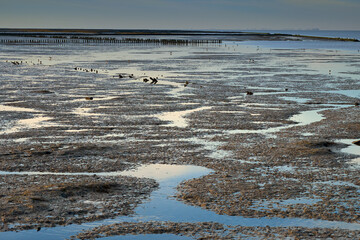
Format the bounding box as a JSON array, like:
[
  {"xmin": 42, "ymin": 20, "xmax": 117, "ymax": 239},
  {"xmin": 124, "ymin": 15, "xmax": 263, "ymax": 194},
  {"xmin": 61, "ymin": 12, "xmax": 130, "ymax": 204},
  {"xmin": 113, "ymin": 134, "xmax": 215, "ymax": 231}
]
[
  {"xmin": 73, "ymin": 221, "xmax": 360, "ymax": 239},
  {"xmin": 0, "ymin": 39, "xmax": 359, "ymax": 238},
  {"xmin": 0, "ymin": 174, "xmax": 157, "ymax": 231}
]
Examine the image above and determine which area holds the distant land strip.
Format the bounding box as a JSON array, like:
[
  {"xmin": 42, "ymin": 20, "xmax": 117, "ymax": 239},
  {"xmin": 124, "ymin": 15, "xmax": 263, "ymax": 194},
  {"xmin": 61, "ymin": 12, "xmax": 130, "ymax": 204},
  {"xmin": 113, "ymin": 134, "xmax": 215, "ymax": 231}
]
[{"xmin": 0, "ymin": 28, "xmax": 358, "ymax": 42}]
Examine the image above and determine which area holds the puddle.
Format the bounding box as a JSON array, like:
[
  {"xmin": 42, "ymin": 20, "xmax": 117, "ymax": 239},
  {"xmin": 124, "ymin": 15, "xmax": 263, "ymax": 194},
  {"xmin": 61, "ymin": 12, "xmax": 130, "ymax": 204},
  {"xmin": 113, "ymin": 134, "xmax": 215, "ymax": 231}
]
[
  {"xmin": 158, "ymin": 79, "xmax": 187, "ymax": 97},
  {"xmin": 3, "ymin": 162, "xmax": 360, "ymax": 240},
  {"xmin": 324, "ymin": 90, "xmax": 360, "ymax": 100},
  {"xmin": 182, "ymin": 101, "xmax": 329, "ymax": 162},
  {"xmin": 119, "ymin": 164, "xmax": 210, "ymax": 181},
  {"xmin": 184, "ymin": 136, "xmax": 232, "ymax": 160},
  {"xmin": 0, "ymin": 164, "xmax": 209, "ymax": 181},
  {"xmin": 289, "ymin": 109, "xmax": 325, "ymax": 126},
  {"xmin": 0, "ymin": 164, "xmax": 211, "ymax": 240},
  {"xmin": 272, "ymin": 165, "xmax": 297, "ymax": 172},
  {"xmin": 155, "ymin": 106, "xmax": 211, "ymax": 128},
  {"xmin": 280, "ymin": 96, "xmax": 312, "ymax": 104},
  {"xmin": 0, "ymin": 104, "xmax": 40, "ymax": 113},
  {"xmin": 13, "ymin": 137, "xmax": 30, "ymax": 143},
  {"xmin": 216, "ymin": 110, "xmax": 245, "ymax": 114},
  {"xmin": 337, "ymin": 139, "xmax": 360, "ymax": 165},
  {"xmin": 64, "ymin": 129, "xmax": 89, "ymax": 133},
  {"xmin": 73, "ymin": 107, "xmax": 103, "ymax": 117},
  {"xmin": 2, "ymin": 35, "xmax": 360, "ymax": 239},
  {"xmin": 228, "ymin": 109, "xmax": 325, "ymax": 136},
  {"xmin": 350, "ymin": 158, "xmax": 360, "ymax": 164},
  {"xmin": 1, "ymin": 115, "xmax": 56, "ymax": 134}
]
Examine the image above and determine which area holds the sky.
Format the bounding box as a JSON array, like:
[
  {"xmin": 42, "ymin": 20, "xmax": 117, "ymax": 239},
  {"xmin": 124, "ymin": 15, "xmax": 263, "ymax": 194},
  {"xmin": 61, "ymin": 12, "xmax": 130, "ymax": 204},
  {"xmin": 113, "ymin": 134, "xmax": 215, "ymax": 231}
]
[{"xmin": 0, "ymin": 0, "xmax": 359, "ymax": 30}]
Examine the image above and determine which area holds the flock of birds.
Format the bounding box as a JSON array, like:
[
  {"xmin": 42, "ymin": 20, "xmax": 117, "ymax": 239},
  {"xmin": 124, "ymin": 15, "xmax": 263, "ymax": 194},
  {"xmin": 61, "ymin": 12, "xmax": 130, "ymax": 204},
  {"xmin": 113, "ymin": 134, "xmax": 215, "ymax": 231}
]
[
  {"xmin": 6, "ymin": 60, "xmax": 183, "ymax": 87},
  {"xmin": 117, "ymin": 73, "xmax": 160, "ymax": 84},
  {"xmin": 142, "ymin": 77, "xmax": 158, "ymax": 84},
  {"xmin": 6, "ymin": 57, "xmax": 51, "ymax": 66},
  {"xmin": 74, "ymin": 67, "xmax": 99, "ymax": 74},
  {"xmin": 4, "ymin": 60, "xmax": 270, "ymax": 98},
  {"xmin": 74, "ymin": 66, "xmax": 163, "ymax": 85},
  {"xmin": 6, "ymin": 59, "xmax": 358, "ymax": 105},
  {"xmin": 73, "ymin": 66, "xmax": 161, "ymax": 84},
  {"xmin": 10, "ymin": 61, "xmax": 21, "ymax": 65}
]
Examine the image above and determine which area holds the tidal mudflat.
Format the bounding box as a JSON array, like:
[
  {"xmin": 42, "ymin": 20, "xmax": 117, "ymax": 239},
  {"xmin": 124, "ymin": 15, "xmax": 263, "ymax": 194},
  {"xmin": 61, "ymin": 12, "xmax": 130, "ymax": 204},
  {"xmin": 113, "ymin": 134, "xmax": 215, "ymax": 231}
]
[{"xmin": 0, "ymin": 34, "xmax": 360, "ymax": 239}]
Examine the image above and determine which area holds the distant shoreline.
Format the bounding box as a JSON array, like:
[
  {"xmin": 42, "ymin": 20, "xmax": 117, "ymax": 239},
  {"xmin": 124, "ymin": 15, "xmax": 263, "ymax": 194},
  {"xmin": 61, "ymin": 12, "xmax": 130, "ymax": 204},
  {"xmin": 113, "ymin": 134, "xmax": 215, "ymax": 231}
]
[{"xmin": 0, "ymin": 28, "xmax": 358, "ymax": 42}]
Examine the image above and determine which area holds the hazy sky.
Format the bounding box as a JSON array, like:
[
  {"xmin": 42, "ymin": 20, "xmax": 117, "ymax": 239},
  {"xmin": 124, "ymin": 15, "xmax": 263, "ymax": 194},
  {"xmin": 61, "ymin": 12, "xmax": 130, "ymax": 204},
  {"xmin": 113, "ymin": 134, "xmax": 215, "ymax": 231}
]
[{"xmin": 1, "ymin": 0, "xmax": 359, "ymax": 30}]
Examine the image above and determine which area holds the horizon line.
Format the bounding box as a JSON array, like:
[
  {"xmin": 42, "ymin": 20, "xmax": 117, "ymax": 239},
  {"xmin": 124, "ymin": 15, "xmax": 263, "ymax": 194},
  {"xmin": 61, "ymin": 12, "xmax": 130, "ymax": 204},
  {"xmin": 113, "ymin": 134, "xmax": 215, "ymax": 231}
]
[{"xmin": 0, "ymin": 27, "xmax": 359, "ymax": 32}]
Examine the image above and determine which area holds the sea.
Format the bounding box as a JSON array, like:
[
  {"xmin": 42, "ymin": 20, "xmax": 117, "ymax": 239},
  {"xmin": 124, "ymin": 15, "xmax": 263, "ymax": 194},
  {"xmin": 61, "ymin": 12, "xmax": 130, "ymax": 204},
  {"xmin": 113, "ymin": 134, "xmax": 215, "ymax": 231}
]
[
  {"xmin": 244, "ymin": 30, "xmax": 360, "ymax": 40},
  {"xmin": 235, "ymin": 30, "xmax": 360, "ymax": 51},
  {"xmin": 0, "ymin": 29, "xmax": 359, "ymax": 51}
]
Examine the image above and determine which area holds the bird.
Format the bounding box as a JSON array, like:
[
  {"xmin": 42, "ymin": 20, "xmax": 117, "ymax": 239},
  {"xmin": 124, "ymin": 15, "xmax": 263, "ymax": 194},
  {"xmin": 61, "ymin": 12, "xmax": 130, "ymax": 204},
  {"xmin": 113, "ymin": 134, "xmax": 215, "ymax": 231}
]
[
  {"xmin": 143, "ymin": 78, "xmax": 149, "ymax": 83},
  {"xmin": 150, "ymin": 77, "xmax": 158, "ymax": 84},
  {"xmin": 246, "ymin": 91, "xmax": 253, "ymax": 95}
]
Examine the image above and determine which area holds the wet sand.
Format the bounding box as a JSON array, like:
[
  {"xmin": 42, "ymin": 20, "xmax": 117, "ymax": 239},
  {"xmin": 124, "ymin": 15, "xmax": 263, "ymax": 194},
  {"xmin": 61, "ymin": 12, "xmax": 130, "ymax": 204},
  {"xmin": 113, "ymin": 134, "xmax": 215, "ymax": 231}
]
[{"xmin": 0, "ymin": 36, "xmax": 360, "ymax": 239}]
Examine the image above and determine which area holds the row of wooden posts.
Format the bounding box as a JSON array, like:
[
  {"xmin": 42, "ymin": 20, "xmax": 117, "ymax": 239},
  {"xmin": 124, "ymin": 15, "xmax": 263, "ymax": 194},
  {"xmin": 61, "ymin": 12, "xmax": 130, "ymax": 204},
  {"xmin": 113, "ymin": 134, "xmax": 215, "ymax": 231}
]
[{"xmin": 0, "ymin": 38, "xmax": 222, "ymax": 45}]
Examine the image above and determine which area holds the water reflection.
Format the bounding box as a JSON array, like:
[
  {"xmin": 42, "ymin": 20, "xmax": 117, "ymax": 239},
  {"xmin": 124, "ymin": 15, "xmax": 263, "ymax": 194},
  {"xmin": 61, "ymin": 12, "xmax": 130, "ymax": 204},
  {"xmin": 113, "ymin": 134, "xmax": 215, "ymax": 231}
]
[
  {"xmin": 2, "ymin": 34, "xmax": 360, "ymax": 239},
  {"xmin": 0, "ymin": 164, "xmax": 210, "ymax": 182},
  {"xmin": 1, "ymin": 115, "xmax": 55, "ymax": 134},
  {"xmin": 119, "ymin": 164, "xmax": 210, "ymax": 181},
  {"xmin": 73, "ymin": 107, "xmax": 103, "ymax": 117},
  {"xmin": 327, "ymin": 90, "xmax": 360, "ymax": 99},
  {"xmin": 0, "ymin": 164, "xmax": 211, "ymax": 240},
  {"xmin": 0, "ymin": 104, "xmax": 39, "ymax": 112},
  {"xmin": 155, "ymin": 106, "xmax": 211, "ymax": 128},
  {"xmin": 228, "ymin": 109, "xmax": 325, "ymax": 136},
  {"xmin": 337, "ymin": 139, "xmax": 360, "ymax": 165}
]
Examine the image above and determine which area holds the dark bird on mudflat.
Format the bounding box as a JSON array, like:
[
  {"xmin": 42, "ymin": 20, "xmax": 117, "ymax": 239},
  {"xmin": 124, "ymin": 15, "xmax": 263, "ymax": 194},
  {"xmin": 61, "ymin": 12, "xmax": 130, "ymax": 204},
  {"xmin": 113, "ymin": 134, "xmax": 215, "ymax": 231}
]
[{"xmin": 150, "ymin": 77, "xmax": 158, "ymax": 84}]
